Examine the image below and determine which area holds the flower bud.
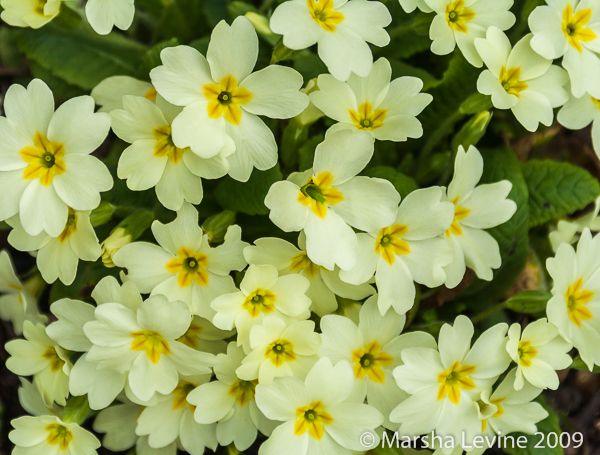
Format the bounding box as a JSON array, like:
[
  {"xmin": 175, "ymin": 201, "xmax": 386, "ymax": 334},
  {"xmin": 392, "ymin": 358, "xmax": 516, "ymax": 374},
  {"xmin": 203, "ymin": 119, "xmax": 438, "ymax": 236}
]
[
  {"xmin": 295, "ymin": 79, "xmax": 324, "ymax": 127},
  {"xmin": 101, "ymin": 228, "xmax": 132, "ymax": 268},
  {"xmin": 89, "ymin": 202, "xmax": 115, "ymax": 227},
  {"xmin": 245, "ymin": 12, "xmax": 278, "ymax": 45},
  {"xmin": 203, "ymin": 210, "xmax": 236, "ymax": 244}
]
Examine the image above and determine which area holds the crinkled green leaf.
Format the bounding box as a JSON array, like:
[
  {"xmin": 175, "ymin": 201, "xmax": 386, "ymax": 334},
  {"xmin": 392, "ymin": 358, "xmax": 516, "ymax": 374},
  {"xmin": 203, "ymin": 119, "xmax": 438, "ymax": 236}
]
[{"xmin": 522, "ymin": 159, "xmax": 600, "ymax": 228}]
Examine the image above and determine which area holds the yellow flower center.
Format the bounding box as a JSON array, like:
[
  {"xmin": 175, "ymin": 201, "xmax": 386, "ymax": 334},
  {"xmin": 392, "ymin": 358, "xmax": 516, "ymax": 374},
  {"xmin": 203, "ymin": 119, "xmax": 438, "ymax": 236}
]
[
  {"xmin": 153, "ymin": 125, "xmax": 184, "ymax": 164},
  {"xmin": 592, "ymin": 96, "xmax": 600, "ymax": 110},
  {"xmin": 264, "ymin": 339, "xmax": 296, "ymax": 367},
  {"xmin": 351, "ymin": 340, "xmax": 393, "ymax": 383},
  {"xmin": 203, "ymin": 75, "xmax": 253, "ymax": 125},
  {"xmin": 374, "ymin": 224, "xmax": 410, "ymax": 266},
  {"xmin": 294, "ymin": 401, "xmax": 334, "ymax": 440},
  {"xmin": 517, "ymin": 340, "xmax": 538, "ymax": 367},
  {"xmin": 45, "ymin": 423, "xmax": 74, "ymax": 450},
  {"xmin": 445, "ymin": 0, "xmax": 475, "ymax": 33},
  {"xmin": 176, "ymin": 320, "xmax": 203, "ymax": 349},
  {"xmin": 20, "ymin": 132, "xmax": 66, "ymax": 186},
  {"xmin": 172, "ymin": 381, "xmax": 197, "ymax": 411},
  {"xmin": 130, "ymin": 330, "xmax": 171, "ymax": 364},
  {"xmin": 42, "ymin": 346, "xmax": 66, "ymax": 373},
  {"xmin": 446, "ymin": 196, "xmax": 470, "ymax": 236},
  {"xmin": 307, "ymin": 0, "xmax": 344, "ymax": 32},
  {"xmin": 290, "ymin": 252, "xmax": 321, "ymax": 278},
  {"xmin": 297, "ymin": 171, "xmax": 344, "ymax": 219},
  {"xmin": 58, "ymin": 208, "xmax": 78, "ymax": 243},
  {"xmin": 562, "ymin": 5, "xmax": 596, "ymax": 53},
  {"xmin": 228, "ymin": 378, "xmax": 258, "ymax": 407},
  {"xmin": 166, "ymin": 247, "xmax": 209, "ymax": 288},
  {"xmin": 565, "ymin": 278, "xmax": 594, "ymax": 327},
  {"xmin": 437, "ymin": 360, "xmax": 476, "ymax": 404},
  {"xmin": 349, "ymin": 101, "xmax": 387, "ymax": 131},
  {"xmin": 144, "ymin": 87, "xmax": 158, "ymax": 102},
  {"xmin": 242, "ymin": 288, "xmax": 277, "ymax": 318},
  {"xmin": 499, "ymin": 66, "xmax": 528, "ymax": 97},
  {"xmin": 480, "ymin": 397, "xmax": 505, "ymax": 432}
]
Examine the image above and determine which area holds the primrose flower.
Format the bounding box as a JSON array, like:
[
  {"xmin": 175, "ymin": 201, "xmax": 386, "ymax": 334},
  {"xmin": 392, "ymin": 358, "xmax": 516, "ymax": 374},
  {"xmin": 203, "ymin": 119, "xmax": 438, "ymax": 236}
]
[
  {"xmin": 558, "ymin": 90, "xmax": 600, "ymax": 158},
  {"xmin": 477, "ymin": 369, "xmax": 548, "ymax": 447},
  {"xmin": 9, "ymin": 415, "xmax": 100, "ymax": 455},
  {"xmin": 111, "ymin": 95, "xmax": 233, "ymax": 211},
  {"xmin": 319, "ymin": 295, "xmax": 437, "ymax": 429},
  {"xmin": 113, "ymin": 202, "xmax": 248, "ymax": 320},
  {"xmin": 442, "ymin": 145, "xmax": 517, "ymax": 288},
  {"xmin": 0, "ymin": 79, "xmax": 112, "ymax": 237},
  {"xmin": 7, "ymin": 209, "xmax": 101, "ymax": 285},
  {"xmin": 187, "ymin": 343, "xmax": 276, "ymax": 451},
  {"xmin": 86, "ymin": 0, "xmax": 135, "ymax": 35},
  {"xmin": 91, "ymin": 76, "xmax": 156, "ymax": 113},
  {"xmin": 424, "ymin": 0, "xmax": 515, "ymax": 67},
  {"xmin": 150, "ymin": 16, "xmax": 309, "ymax": 181},
  {"xmin": 211, "ymin": 264, "xmax": 312, "ymax": 347},
  {"xmin": 547, "ymin": 228, "xmax": 600, "ymax": 370},
  {"xmin": 0, "ymin": 0, "xmax": 61, "ymax": 29},
  {"xmin": 506, "ymin": 318, "xmax": 572, "ymax": 390},
  {"xmin": 83, "ymin": 294, "xmax": 217, "ymax": 402},
  {"xmin": 136, "ymin": 374, "xmax": 218, "ymax": 455},
  {"xmin": 340, "ymin": 187, "xmax": 454, "ymax": 315},
  {"xmin": 177, "ymin": 315, "xmax": 234, "ymax": 355},
  {"xmin": 475, "ymin": 28, "xmax": 569, "ymax": 132},
  {"xmin": 0, "ymin": 249, "xmax": 47, "ymax": 335},
  {"xmin": 265, "ymin": 129, "xmax": 400, "ymax": 271},
  {"xmin": 243, "ymin": 234, "xmax": 374, "ymax": 317},
  {"xmin": 6, "ymin": 321, "xmax": 71, "ymax": 406},
  {"xmin": 255, "ymin": 357, "xmax": 384, "ymax": 455},
  {"xmin": 237, "ymin": 316, "xmax": 321, "ymax": 385},
  {"xmin": 391, "ymin": 316, "xmax": 511, "ymax": 445},
  {"xmin": 270, "ymin": 0, "xmax": 392, "ymax": 81},
  {"xmin": 310, "ymin": 58, "xmax": 432, "ymax": 141},
  {"xmin": 529, "ymin": 0, "xmax": 600, "ymax": 98}
]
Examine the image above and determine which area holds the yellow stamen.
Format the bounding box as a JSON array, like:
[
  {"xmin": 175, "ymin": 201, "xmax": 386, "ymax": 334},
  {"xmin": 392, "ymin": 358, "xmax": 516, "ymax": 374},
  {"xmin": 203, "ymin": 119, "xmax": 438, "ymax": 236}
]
[
  {"xmin": 130, "ymin": 330, "xmax": 171, "ymax": 364},
  {"xmin": 446, "ymin": 196, "xmax": 470, "ymax": 236},
  {"xmin": 58, "ymin": 208, "xmax": 78, "ymax": 243},
  {"xmin": 294, "ymin": 401, "xmax": 334, "ymax": 440},
  {"xmin": 42, "ymin": 346, "xmax": 65, "ymax": 373},
  {"xmin": 264, "ymin": 339, "xmax": 296, "ymax": 367},
  {"xmin": 45, "ymin": 423, "xmax": 74, "ymax": 450},
  {"xmin": 445, "ymin": 0, "xmax": 475, "ymax": 33},
  {"xmin": 228, "ymin": 379, "xmax": 258, "ymax": 407},
  {"xmin": 591, "ymin": 96, "xmax": 600, "ymax": 110},
  {"xmin": 349, "ymin": 101, "xmax": 387, "ymax": 131},
  {"xmin": 290, "ymin": 252, "xmax": 321, "ymax": 278},
  {"xmin": 562, "ymin": 5, "xmax": 596, "ymax": 53},
  {"xmin": 153, "ymin": 125, "xmax": 184, "ymax": 164},
  {"xmin": 307, "ymin": 0, "xmax": 344, "ymax": 32},
  {"xmin": 165, "ymin": 247, "xmax": 209, "ymax": 288},
  {"xmin": 351, "ymin": 341, "xmax": 393, "ymax": 383},
  {"xmin": 20, "ymin": 132, "xmax": 66, "ymax": 186},
  {"xmin": 517, "ymin": 340, "xmax": 538, "ymax": 367},
  {"xmin": 499, "ymin": 66, "xmax": 528, "ymax": 97},
  {"xmin": 203, "ymin": 75, "xmax": 252, "ymax": 125},
  {"xmin": 565, "ymin": 278, "xmax": 594, "ymax": 327},
  {"xmin": 242, "ymin": 288, "xmax": 277, "ymax": 318},
  {"xmin": 144, "ymin": 87, "xmax": 158, "ymax": 102},
  {"xmin": 297, "ymin": 171, "xmax": 344, "ymax": 218},
  {"xmin": 437, "ymin": 360, "xmax": 476, "ymax": 404},
  {"xmin": 374, "ymin": 224, "xmax": 410, "ymax": 266}
]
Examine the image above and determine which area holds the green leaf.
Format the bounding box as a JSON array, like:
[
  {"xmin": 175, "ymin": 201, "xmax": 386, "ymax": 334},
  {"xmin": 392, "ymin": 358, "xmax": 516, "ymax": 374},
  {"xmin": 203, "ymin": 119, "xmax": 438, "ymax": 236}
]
[
  {"xmin": 522, "ymin": 159, "xmax": 600, "ymax": 228},
  {"xmin": 504, "ymin": 290, "xmax": 551, "ymax": 314},
  {"xmin": 363, "ymin": 166, "xmax": 418, "ymax": 199},
  {"xmin": 141, "ymin": 38, "xmax": 179, "ymax": 73},
  {"xmin": 390, "ymin": 60, "xmax": 441, "ymax": 91},
  {"xmin": 14, "ymin": 24, "xmax": 147, "ymax": 90},
  {"xmin": 215, "ymin": 165, "xmax": 283, "ymax": 216},
  {"xmin": 461, "ymin": 147, "xmax": 530, "ymax": 303},
  {"xmin": 504, "ymin": 396, "xmax": 564, "ymax": 455},
  {"xmin": 570, "ymin": 355, "xmax": 600, "ymax": 372},
  {"xmin": 459, "ymin": 93, "xmax": 493, "ymax": 114},
  {"xmin": 298, "ymin": 135, "xmax": 323, "ymax": 172},
  {"xmin": 451, "ymin": 110, "xmax": 493, "ymax": 152}
]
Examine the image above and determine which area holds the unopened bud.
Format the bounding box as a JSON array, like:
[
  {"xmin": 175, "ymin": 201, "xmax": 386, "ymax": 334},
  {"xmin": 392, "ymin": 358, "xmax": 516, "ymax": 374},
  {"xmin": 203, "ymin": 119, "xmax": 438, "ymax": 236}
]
[
  {"xmin": 270, "ymin": 39, "xmax": 298, "ymax": 64},
  {"xmin": 101, "ymin": 228, "xmax": 132, "ymax": 268},
  {"xmin": 203, "ymin": 211, "xmax": 236, "ymax": 244},
  {"xmin": 296, "ymin": 79, "xmax": 324, "ymax": 127},
  {"xmin": 89, "ymin": 202, "xmax": 115, "ymax": 227},
  {"xmin": 245, "ymin": 12, "xmax": 278, "ymax": 45}
]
